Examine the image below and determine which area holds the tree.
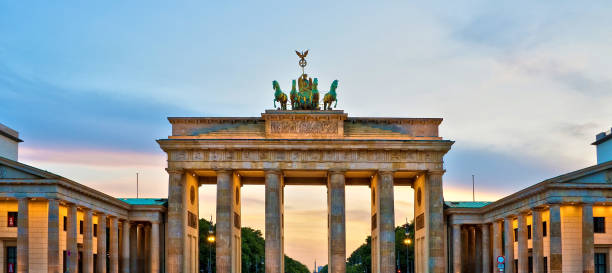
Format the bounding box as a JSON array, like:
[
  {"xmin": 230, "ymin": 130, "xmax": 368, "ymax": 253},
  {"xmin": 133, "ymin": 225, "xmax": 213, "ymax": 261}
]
[{"xmin": 199, "ymin": 218, "xmax": 310, "ymax": 273}]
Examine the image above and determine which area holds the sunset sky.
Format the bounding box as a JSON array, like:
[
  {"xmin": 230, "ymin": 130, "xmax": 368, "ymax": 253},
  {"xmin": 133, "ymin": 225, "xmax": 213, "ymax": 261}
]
[{"xmin": 2, "ymin": 1, "xmax": 612, "ymax": 270}]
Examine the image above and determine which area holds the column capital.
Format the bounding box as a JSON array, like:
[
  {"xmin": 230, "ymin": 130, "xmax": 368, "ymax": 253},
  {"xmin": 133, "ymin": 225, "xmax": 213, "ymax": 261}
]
[
  {"xmin": 166, "ymin": 168, "xmax": 184, "ymax": 175},
  {"xmin": 504, "ymin": 215, "xmax": 515, "ymax": 220},
  {"xmin": 264, "ymin": 168, "xmax": 282, "ymax": 174},
  {"xmin": 427, "ymin": 169, "xmax": 446, "ymax": 175},
  {"xmin": 328, "ymin": 169, "xmax": 346, "ymax": 174},
  {"xmin": 377, "ymin": 169, "xmax": 395, "ymax": 176},
  {"xmin": 214, "ymin": 168, "xmax": 233, "ymax": 174},
  {"xmin": 452, "ymin": 223, "xmax": 462, "ymax": 228}
]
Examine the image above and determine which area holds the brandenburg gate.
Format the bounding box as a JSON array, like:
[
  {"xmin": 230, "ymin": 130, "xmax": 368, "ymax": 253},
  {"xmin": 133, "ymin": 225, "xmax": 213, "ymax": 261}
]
[{"xmin": 157, "ymin": 52, "xmax": 453, "ymax": 273}]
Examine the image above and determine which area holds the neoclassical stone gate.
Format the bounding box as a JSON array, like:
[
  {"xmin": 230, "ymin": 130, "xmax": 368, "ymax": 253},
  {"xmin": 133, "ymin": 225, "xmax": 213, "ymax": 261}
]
[{"xmin": 158, "ymin": 110, "xmax": 453, "ymax": 273}]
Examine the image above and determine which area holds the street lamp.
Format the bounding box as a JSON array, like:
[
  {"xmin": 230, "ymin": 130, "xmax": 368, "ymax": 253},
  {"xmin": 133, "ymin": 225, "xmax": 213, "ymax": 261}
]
[
  {"xmin": 207, "ymin": 216, "xmax": 215, "ymax": 273},
  {"xmin": 403, "ymin": 219, "xmax": 412, "ymax": 273}
]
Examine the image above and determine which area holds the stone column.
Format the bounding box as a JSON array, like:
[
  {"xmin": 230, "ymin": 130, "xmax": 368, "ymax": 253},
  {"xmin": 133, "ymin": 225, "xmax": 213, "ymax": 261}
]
[
  {"xmin": 150, "ymin": 222, "xmax": 160, "ymax": 273},
  {"xmin": 503, "ymin": 216, "xmax": 514, "ymax": 273},
  {"xmin": 532, "ymin": 209, "xmax": 544, "ymax": 273},
  {"xmin": 121, "ymin": 221, "xmax": 130, "ymax": 273},
  {"xmin": 144, "ymin": 225, "xmax": 151, "ymax": 273},
  {"xmin": 452, "ymin": 224, "xmax": 461, "ymax": 273},
  {"xmin": 461, "ymin": 227, "xmax": 468, "ymax": 273},
  {"xmin": 492, "ymin": 220, "xmax": 503, "ymax": 271},
  {"xmin": 16, "ymin": 198, "xmax": 28, "ymax": 273},
  {"xmin": 48, "ymin": 199, "xmax": 61, "ymax": 273},
  {"xmin": 375, "ymin": 170, "xmax": 396, "ymax": 273},
  {"xmin": 582, "ymin": 204, "xmax": 594, "ymax": 273},
  {"xmin": 327, "ymin": 170, "xmax": 346, "ymax": 273},
  {"xmin": 426, "ymin": 171, "xmax": 445, "ymax": 273},
  {"xmin": 517, "ymin": 213, "xmax": 528, "ymax": 273},
  {"xmin": 481, "ymin": 224, "xmax": 490, "ymax": 273},
  {"xmin": 67, "ymin": 204, "xmax": 79, "ymax": 272},
  {"xmin": 97, "ymin": 213, "xmax": 108, "ymax": 273},
  {"xmin": 468, "ymin": 226, "xmax": 475, "ymax": 270},
  {"xmin": 110, "ymin": 217, "xmax": 120, "ymax": 273},
  {"xmin": 265, "ymin": 170, "xmax": 284, "ymax": 273},
  {"xmin": 166, "ymin": 169, "xmax": 186, "ymax": 273},
  {"xmin": 138, "ymin": 225, "xmax": 145, "ymax": 273},
  {"xmin": 130, "ymin": 223, "xmax": 138, "ymax": 273},
  {"xmin": 548, "ymin": 204, "xmax": 562, "ymax": 273},
  {"xmin": 83, "ymin": 209, "xmax": 94, "ymax": 273}
]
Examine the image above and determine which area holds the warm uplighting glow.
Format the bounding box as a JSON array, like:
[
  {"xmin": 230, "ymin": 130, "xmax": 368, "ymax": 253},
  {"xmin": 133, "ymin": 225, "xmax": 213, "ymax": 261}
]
[
  {"xmin": 403, "ymin": 238, "xmax": 412, "ymax": 245},
  {"xmin": 207, "ymin": 234, "xmax": 215, "ymax": 243}
]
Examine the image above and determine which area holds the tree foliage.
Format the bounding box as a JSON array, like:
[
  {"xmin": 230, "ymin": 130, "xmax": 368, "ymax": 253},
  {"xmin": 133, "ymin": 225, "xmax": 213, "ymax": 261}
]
[
  {"xmin": 199, "ymin": 218, "xmax": 309, "ymax": 273},
  {"xmin": 321, "ymin": 222, "xmax": 415, "ymax": 273}
]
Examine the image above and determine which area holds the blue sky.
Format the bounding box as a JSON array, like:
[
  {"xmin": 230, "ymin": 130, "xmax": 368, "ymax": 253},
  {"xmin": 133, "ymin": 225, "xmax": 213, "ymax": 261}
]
[{"xmin": 2, "ymin": 1, "xmax": 612, "ymax": 268}]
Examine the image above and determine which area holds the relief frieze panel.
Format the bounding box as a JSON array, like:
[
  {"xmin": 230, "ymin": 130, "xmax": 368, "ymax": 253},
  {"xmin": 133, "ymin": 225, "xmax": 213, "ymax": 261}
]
[{"xmin": 170, "ymin": 149, "xmax": 444, "ymax": 164}]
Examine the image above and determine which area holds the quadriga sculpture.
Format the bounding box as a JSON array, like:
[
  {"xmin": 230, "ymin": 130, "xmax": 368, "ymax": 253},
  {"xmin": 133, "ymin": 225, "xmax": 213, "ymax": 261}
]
[
  {"xmin": 290, "ymin": 80, "xmax": 298, "ymax": 109},
  {"xmin": 272, "ymin": 80, "xmax": 288, "ymax": 110},
  {"xmin": 323, "ymin": 80, "xmax": 338, "ymax": 110}
]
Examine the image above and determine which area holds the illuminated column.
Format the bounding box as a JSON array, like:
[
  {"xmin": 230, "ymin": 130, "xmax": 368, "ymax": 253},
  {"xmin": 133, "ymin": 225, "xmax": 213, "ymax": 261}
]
[
  {"xmin": 121, "ymin": 220, "xmax": 130, "ymax": 273},
  {"xmin": 16, "ymin": 198, "xmax": 28, "ymax": 273},
  {"xmin": 150, "ymin": 221, "xmax": 160, "ymax": 273},
  {"xmin": 549, "ymin": 204, "xmax": 562, "ymax": 273},
  {"xmin": 582, "ymin": 204, "xmax": 594, "ymax": 273},
  {"xmin": 265, "ymin": 169, "xmax": 284, "ymax": 273},
  {"xmin": 481, "ymin": 224, "xmax": 490, "ymax": 273},
  {"xmin": 492, "ymin": 220, "xmax": 503, "ymax": 271},
  {"xmin": 83, "ymin": 209, "xmax": 94, "ymax": 273},
  {"xmin": 130, "ymin": 223, "xmax": 138, "ymax": 273},
  {"xmin": 97, "ymin": 213, "xmax": 108, "ymax": 273},
  {"xmin": 503, "ymin": 216, "xmax": 514, "ymax": 273},
  {"xmin": 48, "ymin": 199, "xmax": 61, "ymax": 273},
  {"xmin": 517, "ymin": 213, "xmax": 528, "ymax": 273},
  {"xmin": 452, "ymin": 224, "xmax": 461, "ymax": 273},
  {"xmin": 67, "ymin": 204, "xmax": 79, "ymax": 271},
  {"xmin": 110, "ymin": 217, "xmax": 120, "ymax": 273},
  {"xmin": 327, "ymin": 170, "xmax": 346, "ymax": 273},
  {"xmin": 532, "ymin": 209, "xmax": 544, "ymax": 273}
]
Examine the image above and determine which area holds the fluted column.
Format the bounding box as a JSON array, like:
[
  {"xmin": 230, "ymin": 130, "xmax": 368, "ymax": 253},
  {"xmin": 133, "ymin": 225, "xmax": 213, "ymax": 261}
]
[
  {"xmin": 83, "ymin": 209, "xmax": 94, "ymax": 273},
  {"xmin": 426, "ymin": 171, "xmax": 445, "ymax": 273},
  {"xmin": 110, "ymin": 217, "xmax": 119, "ymax": 273},
  {"xmin": 67, "ymin": 204, "xmax": 79, "ymax": 271},
  {"xmin": 582, "ymin": 204, "xmax": 594, "ymax": 273},
  {"xmin": 144, "ymin": 224, "xmax": 151, "ymax": 273},
  {"xmin": 16, "ymin": 198, "xmax": 28, "ymax": 273},
  {"xmin": 549, "ymin": 204, "xmax": 562, "ymax": 273},
  {"xmin": 150, "ymin": 222, "xmax": 160, "ymax": 273},
  {"xmin": 503, "ymin": 216, "xmax": 514, "ymax": 273},
  {"xmin": 468, "ymin": 226, "xmax": 475, "ymax": 270},
  {"xmin": 481, "ymin": 224, "xmax": 490, "ymax": 273},
  {"xmin": 265, "ymin": 169, "xmax": 284, "ymax": 273},
  {"xmin": 532, "ymin": 209, "xmax": 544, "ymax": 273},
  {"xmin": 121, "ymin": 220, "xmax": 130, "ymax": 273},
  {"xmin": 166, "ymin": 169, "xmax": 186, "ymax": 273},
  {"xmin": 327, "ymin": 170, "xmax": 346, "ymax": 273},
  {"xmin": 138, "ymin": 224, "xmax": 145, "ymax": 273},
  {"xmin": 492, "ymin": 220, "xmax": 503, "ymax": 272},
  {"xmin": 452, "ymin": 224, "xmax": 461, "ymax": 273},
  {"xmin": 130, "ymin": 223, "xmax": 138, "ymax": 273},
  {"xmin": 48, "ymin": 199, "xmax": 61, "ymax": 273},
  {"xmin": 376, "ymin": 170, "xmax": 396, "ymax": 273},
  {"xmin": 97, "ymin": 213, "xmax": 108, "ymax": 273},
  {"xmin": 517, "ymin": 213, "xmax": 528, "ymax": 273}
]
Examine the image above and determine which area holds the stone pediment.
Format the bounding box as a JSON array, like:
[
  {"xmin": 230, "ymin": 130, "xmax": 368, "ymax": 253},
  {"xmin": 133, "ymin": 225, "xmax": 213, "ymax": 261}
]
[
  {"xmin": 167, "ymin": 110, "xmax": 443, "ymax": 140},
  {"xmin": 0, "ymin": 156, "xmax": 60, "ymax": 180}
]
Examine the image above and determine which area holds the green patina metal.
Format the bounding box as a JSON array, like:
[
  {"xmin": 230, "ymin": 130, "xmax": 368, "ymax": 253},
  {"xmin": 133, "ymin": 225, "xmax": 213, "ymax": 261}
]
[
  {"xmin": 323, "ymin": 79, "xmax": 339, "ymax": 110},
  {"xmin": 272, "ymin": 80, "xmax": 288, "ymax": 110},
  {"xmin": 272, "ymin": 50, "xmax": 339, "ymax": 110}
]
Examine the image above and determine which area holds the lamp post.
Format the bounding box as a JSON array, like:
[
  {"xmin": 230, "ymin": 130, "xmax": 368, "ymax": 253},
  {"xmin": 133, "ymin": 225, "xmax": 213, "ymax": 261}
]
[
  {"xmin": 207, "ymin": 216, "xmax": 215, "ymax": 273},
  {"xmin": 403, "ymin": 219, "xmax": 412, "ymax": 273}
]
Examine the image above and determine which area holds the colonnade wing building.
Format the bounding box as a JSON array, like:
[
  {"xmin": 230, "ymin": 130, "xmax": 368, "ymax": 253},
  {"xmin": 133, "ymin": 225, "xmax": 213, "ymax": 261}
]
[{"xmin": 0, "ymin": 115, "xmax": 611, "ymax": 273}]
